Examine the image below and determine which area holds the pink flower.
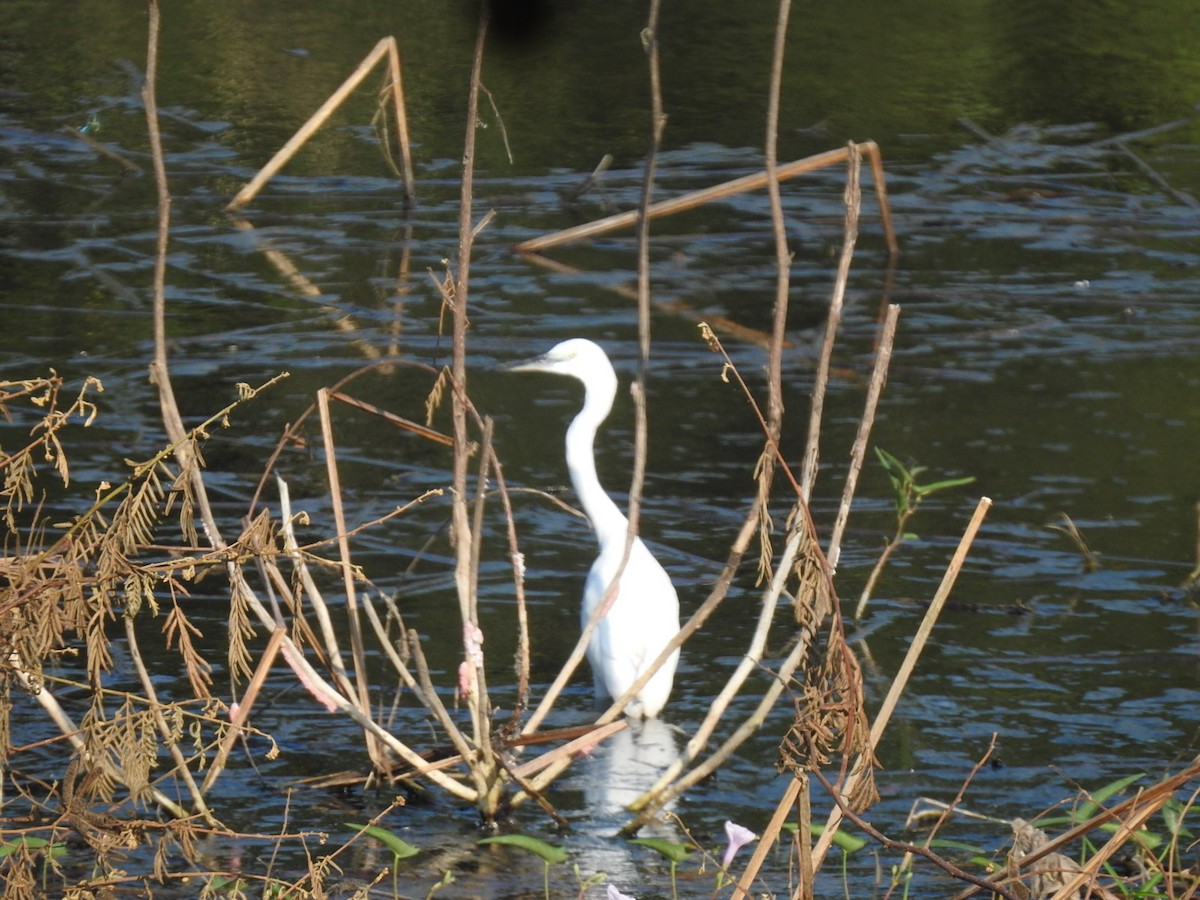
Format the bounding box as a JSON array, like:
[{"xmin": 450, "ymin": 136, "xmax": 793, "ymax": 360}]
[
  {"xmin": 722, "ymin": 820, "xmax": 756, "ymax": 868},
  {"xmin": 607, "ymin": 885, "xmax": 636, "ymax": 900}
]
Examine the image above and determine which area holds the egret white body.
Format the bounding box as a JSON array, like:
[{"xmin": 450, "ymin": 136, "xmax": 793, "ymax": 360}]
[{"xmin": 509, "ymin": 339, "xmax": 680, "ymax": 718}]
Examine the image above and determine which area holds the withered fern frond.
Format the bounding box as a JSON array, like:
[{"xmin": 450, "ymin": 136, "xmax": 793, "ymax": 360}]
[{"xmin": 162, "ymin": 599, "xmax": 214, "ymax": 700}]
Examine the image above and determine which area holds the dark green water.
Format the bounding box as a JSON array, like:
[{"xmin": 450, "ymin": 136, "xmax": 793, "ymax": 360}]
[{"xmin": 2, "ymin": 1, "xmax": 1199, "ymax": 896}]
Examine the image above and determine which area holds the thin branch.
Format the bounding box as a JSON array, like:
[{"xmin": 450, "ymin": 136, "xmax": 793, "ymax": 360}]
[
  {"xmin": 809, "ymin": 759, "xmax": 1020, "ymax": 900},
  {"xmin": 827, "ymin": 303, "xmax": 900, "ymax": 570},
  {"xmin": 800, "ymin": 144, "xmax": 861, "ymax": 502}
]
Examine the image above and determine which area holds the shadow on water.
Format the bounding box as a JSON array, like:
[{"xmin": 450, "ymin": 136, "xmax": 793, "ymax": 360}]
[{"xmin": 2, "ymin": 0, "xmax": 1200, "ymax": 896}]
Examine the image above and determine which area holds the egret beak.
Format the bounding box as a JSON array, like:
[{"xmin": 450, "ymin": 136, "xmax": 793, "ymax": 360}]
[{"xmin": 501, "ymin": 351, "xmax": 553, "ymax": 373}]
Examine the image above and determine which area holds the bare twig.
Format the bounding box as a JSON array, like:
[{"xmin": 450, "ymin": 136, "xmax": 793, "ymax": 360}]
[
  {"xmin": 800, "ymin": 144, "xmax": 861, "ymax": 502},
  {"xmin": 226, "ymin": 37, "xmax": 414, "ymax": 212},
  {"xmin": 827, "ymin": 304, "xmax": 900, "ymax": 570},
  {"xmin": 809, "ymin": 758, "xmax": 1020, "ymax": 900},
  {"xmin": 884, "ymin": 734, "xmax": 1000, "ymax": 900}
]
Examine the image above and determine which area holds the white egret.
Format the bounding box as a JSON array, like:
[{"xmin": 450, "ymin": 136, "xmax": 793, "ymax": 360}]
[{"xmin": 507, "ymin": 339, "xmax": 680, "ymax": 718}]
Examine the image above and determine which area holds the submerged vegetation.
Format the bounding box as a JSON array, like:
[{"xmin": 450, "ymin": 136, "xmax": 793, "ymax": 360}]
[{"xmin": 1, "ymin": 1, "xmax": 1199, "ymax": 899}]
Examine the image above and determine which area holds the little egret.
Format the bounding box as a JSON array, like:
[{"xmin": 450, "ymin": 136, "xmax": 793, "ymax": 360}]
[{"xmin": 507, "ymin": 339, "xmax": 680, "ymax": 718}]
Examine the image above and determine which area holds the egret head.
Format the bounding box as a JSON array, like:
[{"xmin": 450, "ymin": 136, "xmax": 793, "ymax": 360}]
[{"xmin": 505, "ymin": 338, "xmax": 617, "ymax": 389}]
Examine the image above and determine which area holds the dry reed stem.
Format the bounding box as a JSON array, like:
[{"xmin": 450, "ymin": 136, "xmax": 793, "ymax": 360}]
[
  {"xmin": 637, "ymin": 521, "xmax": 803, "ymax": 800},
  {"xmin": 317, "ymin": 387, "xmax": 383, "ymax": 771},
  {"xmin": 512, "ymin": 142, "xmax": 898, "ymax": 255},
  {"xmin": 447, "ymin": 5, "xmax": 502, "ymax": 816},
  {"xmin": 383, "ymin": 36, "xmax": 416, "ymax": 204},
  {"xmin": 140, "ymin": 0, "xmax": 228, "ymax": 821},
  {"xmin": 1047, "ymin": 793, "xmax": 1177, "ymax": 899},
  {"xmin": 620, "ymin": 0, "xmax": 665, "ymax": 677},
  {"xmin": 226, "ymin": 36, "xmax": 414, "ymax": 212},
  {"xmin": 273, "ymin": 478, "xmax": 476, "ymax": 800},
  {"xmin": 511, "ymin": 721, "xmax": 628, "ymax": 778},
  {"xmin": 763, "ymin": 0, "xmax": 793, "ymax": 444},
  {"xmin": 522, "ymin": 0, "xmax": 670, "ymax": 742},
  {"xmin": 617, "ymin": 130, "xmax": 875, "ymax": 824},
  {"xmin": 622, "ymin": 529, "xmax": 823, "ymax": 832},
  {"xmin": 200, "ymin": 626, "xmax": 286, "ymax": 795},
  {"xmin": 809, "ymin": 759, "xmax": 1021, "ymax": 900},
  {"xmin": 406, "ymin": 630, "xmax": 485, "ymax": 781},
  {"xmin": 328, "ymin": 390, "xmax": 454, "ymax": 446},
  {"xmin": 358, "ymin": 593, "xmax": 427, "ymax": 702},
  {"xmin": 276, "ymin": 478, "xmax": 357, "ymax": 697},
  {"xmin": 950, "ymin": 755, "xmax": 1200, "ymax": 899},
  {"xmin": 800, "ymin": 144, "xmax": 861, "ymax": 502},
  {"xmin": 732, "ymin": 776, "xmax": 804, "ymax": 900},
  {"xmin": 827, "ymin": 303, "xmax": 900, "ymax": 570},
  {"xmin": 811, "ymin": 496, "xmax": 993, "ymax": 869}
]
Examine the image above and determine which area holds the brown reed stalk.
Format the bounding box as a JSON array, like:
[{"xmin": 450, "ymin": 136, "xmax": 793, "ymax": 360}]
[
  {"xmin": 226, "ymin": 36, "xmax": 414, "ymax": 212},
  {"xmin": 447, "ymin": 3, "xmax": 503, "ymax": 817},
  {"xmin": 827, "ymin": 304, "xmax": 900, "ymax": 570},
  {"xmin": 810, "ymin": 758, "xmax": 1021, "ymax": 900},
  {"xmin": 622, "ymin": 522, "xmax": 826, "ymax": 832},
  {"xmin": 512, "ymin": 143, "xmax": 898, "ymax": 256},
  {"xmin": 727, "ymin": 2, "xmax": 801, "ymax": 859},
  {"xmin": 200, "ymin": 626, "xmax": 286, "ymax": 795},
  {"xmin": 801, "ymin": 142, "xmax": 861, "ymax": 501},
  {"xmin": 317, "ymin": 388, "xmax": 384, "ymax": 771},
  {"xmin": 272, "ymin": 478, "xmax": 476, "ymax": 801},
  {"xmin": 519, "ymin": 0, "xmax": 671, "ymax": 742},
  {"xmin": 764, "ymin": 0, "xmax": 793, "ymax": 444},
  {"xmin": 949, "ymin": 755, "xmax": 1200, "ymax": 900},
  {"xmin": 810, "ymin": 496, "xmax": 994, "ymax": 870},
  {"xmin": 617, "ymin": 122, "xmax": 883, "ymax": 836}
]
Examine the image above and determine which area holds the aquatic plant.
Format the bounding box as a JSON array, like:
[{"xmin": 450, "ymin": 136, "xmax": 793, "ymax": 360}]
[{"xmin": 854, "ymin": 446, "xmax": 977, "ymax": 619}]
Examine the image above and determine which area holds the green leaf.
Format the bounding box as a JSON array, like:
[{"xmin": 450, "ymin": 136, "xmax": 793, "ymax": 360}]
[
  {"xmin": 629, "ymin": 837, "xmax": 693, "ymax": 863},
  {"xmin": 347, "ymin": 823, "xmax": 420, "ymax": 859},
  {"xmin": 207, "ymin": 874, "xmax": 248, "ymax": 892},
  {"xmin": 1075, "ymin": 773, "xmax": 1146, "ymax": 821},
  {"xmin": 913, "ymin": 475, "xmax": 976, "ymax": 495},
  {"xmin": 478, "ymin": 834, "xmax": 569, "ymax": 865},
  {"xmin": 927, "ymin": 838, "xmax": 989, "ymax": 855},
  {"xmin": 1161, "ymin": 798, "xmax": 1196, "ymax": 839},
  {"xmin": 1097, "ymin": 822, "xmax": 1161, "ymax": 851},
  {"xmin": 0, "ymin": 837, "xmax": 66, "ymax": 859},
  {"xmin": 805, "ymin": 823, "xmax": 867, "ymax": 853}
]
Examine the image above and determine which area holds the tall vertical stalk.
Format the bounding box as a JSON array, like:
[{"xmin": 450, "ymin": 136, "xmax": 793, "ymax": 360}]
[{"xmin": 450, "ymin": 4, "xmax": 500, "ymax": 817}]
